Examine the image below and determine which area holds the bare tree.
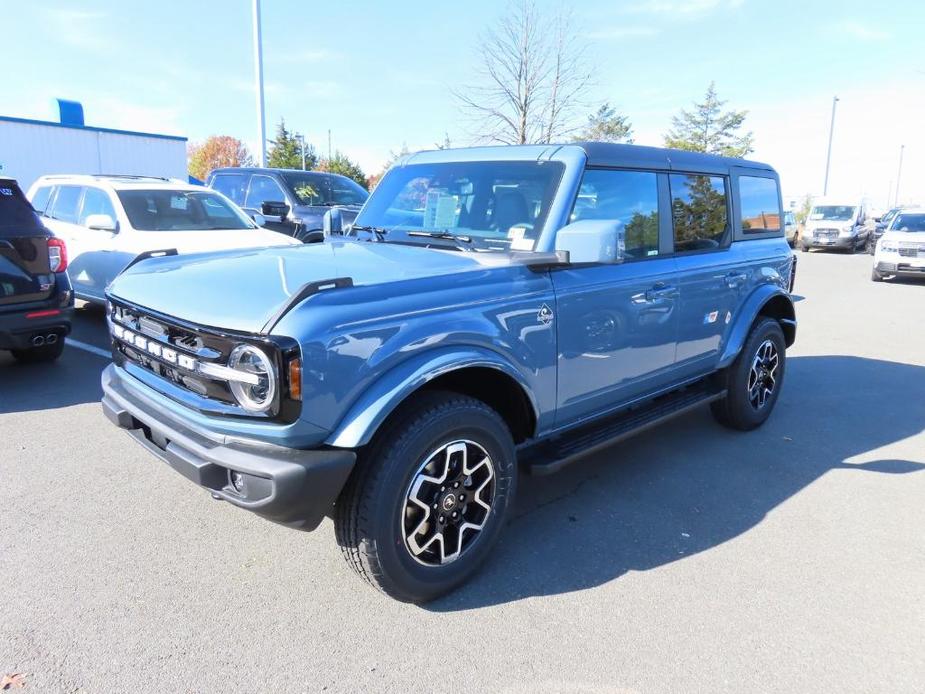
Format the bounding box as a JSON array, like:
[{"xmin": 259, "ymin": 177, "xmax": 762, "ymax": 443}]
[{"xmin": 455, "ymin": 0, "xmax": 592, "ymax": 145}]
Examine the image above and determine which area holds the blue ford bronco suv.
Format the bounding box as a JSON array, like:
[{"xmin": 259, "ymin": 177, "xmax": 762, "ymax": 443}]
[{"xmin": 101, "ymin": 143, "xmax": 796, "ymax": 602}]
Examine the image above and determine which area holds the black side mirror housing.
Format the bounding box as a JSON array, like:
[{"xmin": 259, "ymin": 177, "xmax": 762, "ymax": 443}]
[{"xmin": 261, "ymin": 200, "xmax": 290, "ymax": 218}]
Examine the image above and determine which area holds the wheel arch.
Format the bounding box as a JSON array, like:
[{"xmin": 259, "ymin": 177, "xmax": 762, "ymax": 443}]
[
  {"xmin": 325, "ymin": 347, "xmax": 539, "ymax": 449},
  {"xmin": 718, "ymin": 287, "xmax": 796, "ymax": 369}
]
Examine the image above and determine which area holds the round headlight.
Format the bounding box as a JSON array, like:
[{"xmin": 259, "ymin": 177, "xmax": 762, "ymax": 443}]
[{"xmin": 227, "ymin": 344, "xmax": 277, "ymax": 413}]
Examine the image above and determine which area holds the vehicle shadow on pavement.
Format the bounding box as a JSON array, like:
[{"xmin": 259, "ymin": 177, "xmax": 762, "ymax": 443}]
[
  {"xmin": 427, "ymin": 355, "xmax": 925, "ymax": 612},
  {"xmin": 0, "ymin": 350, "xmax": 105, "ymax": 414}
]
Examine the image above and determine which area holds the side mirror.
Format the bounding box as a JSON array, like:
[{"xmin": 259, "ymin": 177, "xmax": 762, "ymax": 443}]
[
  {"xmin": 323, "ymin": 208, "xmax": 344, "ymax": 235},
  {"xmin": 249, "ymin": 212, "xmax": 267, "ymax": 227},
  {"xmin": 85, "ymin": 213, "xmax": 118, "ymax": 232},
  {"xmin": 261, "ymin": 200, "xmax": 290, "ymax": 219},
  {"xmin": 554, "ymin": 219, "xmax": 624, "ymax": 264}
]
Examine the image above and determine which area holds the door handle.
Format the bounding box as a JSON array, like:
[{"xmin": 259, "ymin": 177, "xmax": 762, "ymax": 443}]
[
  {"xmin": 645, "ymin": 283, "xmax": 678, "ymax": 302},
  {"xmin": 724, "ymin": 271, "xmax": 747, "ymax": 288}
]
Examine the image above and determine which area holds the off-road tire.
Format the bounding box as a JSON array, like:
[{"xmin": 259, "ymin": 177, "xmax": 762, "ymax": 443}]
[
  {"xmin": 711, "ymin": 318, "xmax": 786, "ymax": 431},
  {"xmin": 11, "ymin": 339, "xmax": 65, "ymax": 363},
  {"xmin": 334, "ymin": 391, "xmax": 517, "ymax": 603}
]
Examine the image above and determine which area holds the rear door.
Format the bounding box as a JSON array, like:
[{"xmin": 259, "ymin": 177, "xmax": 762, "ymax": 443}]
[{"xmin": 0, "ymin": 181, "xmax": 53, "ymax": 306}]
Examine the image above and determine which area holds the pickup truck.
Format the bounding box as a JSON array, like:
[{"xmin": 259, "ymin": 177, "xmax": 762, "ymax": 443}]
[{"xmin": 101, "ymin": 143, "xmax": 797, "ymax": 603}]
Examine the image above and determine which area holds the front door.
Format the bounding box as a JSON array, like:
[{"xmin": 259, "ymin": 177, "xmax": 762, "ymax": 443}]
[{"xmin": 552, "ymin": 168, "xmax": 679, "ymax": 426}]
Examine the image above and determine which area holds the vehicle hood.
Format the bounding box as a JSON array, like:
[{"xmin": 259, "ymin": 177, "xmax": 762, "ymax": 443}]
[
  {"xmin": 107, "ymin": 240, "xmax": 520, "ymax": 333},
  {"xmin": 880, "ymin": 230, "xmax": 925, "ymax": 244}
]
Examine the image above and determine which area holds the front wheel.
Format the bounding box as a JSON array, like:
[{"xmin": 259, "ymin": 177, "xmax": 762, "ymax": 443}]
[
  {"xmin": 871, "ymin": 267, "xmax": 884, "ymax": 282},
  {"xmin": 711, "ymin": 318, "xmax": 786, "ymax": 431},
  {"xmin": 334, "ymin": 391, "xmax": 517, "ymax": 603}
]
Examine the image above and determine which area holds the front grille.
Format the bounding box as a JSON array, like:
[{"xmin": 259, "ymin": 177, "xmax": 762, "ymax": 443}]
[{"xmin": 109, "ymin": 300, "xmax": 241, "ymax": 406}]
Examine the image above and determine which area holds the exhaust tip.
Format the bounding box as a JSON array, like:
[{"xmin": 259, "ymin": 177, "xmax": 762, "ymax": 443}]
[
  {"xmin": 31, "ymin": 335, "xmax": 45, "ymax": 347},
  {"xmin": 46, "ymin": 333, "xmax": 59, "ymax": 345}
]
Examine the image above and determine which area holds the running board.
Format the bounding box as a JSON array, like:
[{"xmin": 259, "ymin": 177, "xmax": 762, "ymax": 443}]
[{"xmin": 521, "ymin": 384, "xmax": 726, "ymax": 476}]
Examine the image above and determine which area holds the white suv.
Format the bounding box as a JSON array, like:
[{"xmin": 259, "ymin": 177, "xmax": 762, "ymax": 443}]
[
  {"xmin": 27, "ymin": 175, "xmax": 299, "ymax": 304},
  {"xmin": 872, "ymin": 208, "xmax": 925, "ymax": 282}
]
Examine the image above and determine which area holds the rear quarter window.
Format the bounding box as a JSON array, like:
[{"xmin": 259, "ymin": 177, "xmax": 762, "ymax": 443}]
[
  {"xmin": 739, "ymin": 176, "xmax": 781, "ymax": 233},
  {"xmin": 0, "ymin": 182, "xmax": 45, "ymax": 232}
]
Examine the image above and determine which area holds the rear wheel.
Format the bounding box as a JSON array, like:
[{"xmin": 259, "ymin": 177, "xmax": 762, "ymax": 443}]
[
  {"xmin": 334, "ymin": 391, "xmax": 517, "ymax": 603},
  {"xmin": 711, "ymin": 318, "xmax": 786, "ymax": 431},
  {"xmin": 11, "ymin": 338, "xmax": 65, "ymax": 363}
]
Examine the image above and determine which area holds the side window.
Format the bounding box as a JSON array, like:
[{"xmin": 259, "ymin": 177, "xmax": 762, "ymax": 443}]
[
  {"xmin": 48, "ymin": 185, "xmax": 83, "ymax": 224},
  {"xmin": 30, "ymin": 186, "xmax": 53, "ymax": 214},
  {"xmin": 669, "ymin": 174, "xmax": 728, "ymax": 253},
  {"xmin": 211, "ymin": 174, "xmax": 248, "ymax": 206},
  {"xmin": 245, "ymin": 175, "xmax": 287, "ymax": 209},
  {"xmin": 571, "ymin": 169, "xmax": 660, "ymax": 259},
  {"xmin": 739, "ymin": 176, "xmax": 781, "ymax": 233},
  {"xmin": 78, "ymin": 187, "xmax": 117, "ymax": 226}
]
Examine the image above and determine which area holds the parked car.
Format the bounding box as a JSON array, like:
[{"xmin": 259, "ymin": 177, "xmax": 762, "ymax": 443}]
[
  {"xmin": 871, "ymin": 209, "xmax": 925, "ymax": 282},
  {"xmin": 868, "ymin": 206, "xmax": 903, "ymax": 254},
  {"xmin": 27, "ymin": 175, "xmax": 300, "ymax": 305},
  {"xmin": 800, "ymin": 197, "xmax": 870, "ymax": 252},
  {"xmin": 784, "ymin": 210, "xmax": 798, "ymax": 246},
  {"xmin": 100, "ymin": 143, "xmax": 796, "ymax": 602},
  {"xmin": 0, "ymin": 177, "xmax": 73, "ymax": 362},
  {"xmin": 207, "ymin": 168, "xmax": 369, "ymax": 242}
]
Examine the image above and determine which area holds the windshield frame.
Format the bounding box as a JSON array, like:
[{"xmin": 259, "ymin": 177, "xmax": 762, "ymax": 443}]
[{"xmin": 117, "ymin": 188, "xmax": 259, "ymax": 232}]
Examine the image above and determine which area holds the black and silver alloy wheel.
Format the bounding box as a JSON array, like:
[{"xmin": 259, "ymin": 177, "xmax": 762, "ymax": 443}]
[
  {"xmin": 402, "ymin": 440, "xmax": 496, "ymax": 566},
  {"xmin": 747, "ymin": 339, "xmax": 779, "ymax": 410}
]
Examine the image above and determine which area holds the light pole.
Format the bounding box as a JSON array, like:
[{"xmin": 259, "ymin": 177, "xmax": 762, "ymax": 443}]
[
  {"xmin": 894, "ymin": 144, "xmax": 905, "ymax": 206},
  {"xmin": 296, "ymin": 134, "xmax": 306, "ymax": 170},
  {"xmin": 823, "ymin": 95, "xmax": 839, "ymax": 196},
  {"xmin": 252, "ymin": 0, "xmax": 267, "ymax": 167}
]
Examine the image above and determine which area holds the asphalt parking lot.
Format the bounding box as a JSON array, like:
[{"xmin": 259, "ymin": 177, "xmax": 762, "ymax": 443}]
[{"xmin": 1, "ymin": 250, "xmax": 923, "ymax": 693}]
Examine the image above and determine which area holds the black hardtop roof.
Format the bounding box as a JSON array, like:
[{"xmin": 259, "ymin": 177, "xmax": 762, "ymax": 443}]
[{"xmin": 573, "ymin": 142, "xmax": 775, "ymax": 174}]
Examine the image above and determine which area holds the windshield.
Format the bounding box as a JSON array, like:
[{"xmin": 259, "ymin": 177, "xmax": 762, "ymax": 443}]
[
  {"xmin": 889, "ymin": 213, "xmax": 925, "ymax": 232},
  {"xmin": 354, "ymin": 160, "xmax": 565, "ymax": 251},
  {"xmin": 282, "ymin": 172, "xmax": 368, "ymax": 207},
  {"xmin": 117, "ymin": 190, "xmax": 256, "ymax": 231},
  {"xmin": 809, "ymin": 205, "xmax": 856, "ymax": 222},
  {"xmin": 882, "ymin": 208, "xmax": 900, "ymax": 225}
]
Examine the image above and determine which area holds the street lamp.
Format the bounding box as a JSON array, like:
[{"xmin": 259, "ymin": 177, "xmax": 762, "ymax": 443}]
[
  {"xmin": 295, "ymin": 134, "xmax": 306, "ymax": 170},
  {"xmin": 252, "ymin": 0, "xmax": 267, "ymax": 167},
  {"xmin": 823, "ymin": 95, "xmax": 839, "ymax": 196},
  {"xmin": 894, "ymin": 144, "xmax": 905, "ymax": 206}
]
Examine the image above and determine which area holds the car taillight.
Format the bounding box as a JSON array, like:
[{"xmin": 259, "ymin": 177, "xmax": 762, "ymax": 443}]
[{"xmin": 48, "ymin": 237, "xmax": 68, "ymax": 273}]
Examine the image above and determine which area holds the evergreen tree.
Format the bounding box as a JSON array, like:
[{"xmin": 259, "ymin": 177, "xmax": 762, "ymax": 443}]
[
  {"xmin": 267, "ymin": 118, "xmax": 317, "ymax": 169},
  {"xmin": 316, "ymin": 151, "xmax": 368, "ymax": 189},
  {"xmin": 664, "ymin": 82, "xmax": 753, "ymax": 158},
  {"xmin": 573, "ymin": 103, "xmax": 633, "ymax": 143}
]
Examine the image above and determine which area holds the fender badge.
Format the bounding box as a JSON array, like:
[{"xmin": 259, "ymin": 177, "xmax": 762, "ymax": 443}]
[{"xmin": 537, "ymin": 304, "xmax": 553, "ymax": 325}]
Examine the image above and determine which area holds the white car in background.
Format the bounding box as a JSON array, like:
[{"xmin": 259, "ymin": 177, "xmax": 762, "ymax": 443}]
[
  {"xmin": 872, "ymin": 209, "xmax": 925, "ymax": 282},
  {"xmin": 27, "ymin": 175, "xmax": 300, "ymax": 304}
]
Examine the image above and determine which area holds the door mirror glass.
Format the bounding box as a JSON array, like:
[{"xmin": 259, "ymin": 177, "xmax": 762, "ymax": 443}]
[
  {"xmin": 323, "ymin": 208, "xmax": 343, "ymax": 235},
  {"xmin": 554, "ymin": 219, "xmax": 625, "ymax": 264},
  {"xmin": 261, "ymin": 200, "xmax": 290, "ymax": 219},
  {"xmin": 84, "ymin": 213, "xmax": 118, "ymax": 232}
]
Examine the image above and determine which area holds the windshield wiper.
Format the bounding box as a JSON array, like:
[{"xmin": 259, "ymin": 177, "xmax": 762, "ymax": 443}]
[
  {"xmin": 351, "ymin": 224, "xmax": 390, "ymax": 241},
  {"xmin": 407, "ymin": 230, "xmax": 473, "ymax": 244}
]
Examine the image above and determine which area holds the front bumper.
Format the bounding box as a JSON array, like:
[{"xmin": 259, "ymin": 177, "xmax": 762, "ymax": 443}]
[
  {"xmin": 101, "ymin": 364, "xmax": 356, "ymax": 530},
  {"xmin": 804, "ymin": 234, "xmax": 857, "ymax": 249},
  {"xmin": 875, "ymin": 258, "xmax": 925, "ymax": 277}
]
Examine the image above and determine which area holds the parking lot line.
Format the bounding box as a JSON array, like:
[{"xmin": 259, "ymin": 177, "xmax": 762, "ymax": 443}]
[{"xmin": 67, "ymin": 338, "xmax": 111, "ymax": 359}]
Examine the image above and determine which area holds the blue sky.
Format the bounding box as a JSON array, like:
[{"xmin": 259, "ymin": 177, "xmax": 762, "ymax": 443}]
[{"xmin": 3, "ymin": 0, "xmax": 922, "ymax": 206}]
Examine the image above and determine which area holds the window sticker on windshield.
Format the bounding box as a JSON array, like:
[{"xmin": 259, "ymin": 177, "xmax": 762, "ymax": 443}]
[
  {"xmin": 423, "ymin": 190, "xmax": 458, "ymax": 229},
  {"xmin": 809, "ymin": 213, "xmax": 823, "ymax": 220},
  {"xmin": 508, "ymin": 225, "xmax": 534, "ymax": 250},
  {"xmin": 170, "ymin": 196, "xmax": 189, "ymax": 211}
]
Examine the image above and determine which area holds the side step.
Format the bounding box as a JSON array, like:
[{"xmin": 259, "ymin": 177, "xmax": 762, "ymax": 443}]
[{"xmin": 522, "ymin": 384, "xmax": 726, "ymax": 476}]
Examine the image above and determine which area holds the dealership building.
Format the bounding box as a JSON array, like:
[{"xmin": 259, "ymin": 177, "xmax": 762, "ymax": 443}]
[{"xmin": 0, "ymin": 99, "xmax": 187, "ymax": 191}]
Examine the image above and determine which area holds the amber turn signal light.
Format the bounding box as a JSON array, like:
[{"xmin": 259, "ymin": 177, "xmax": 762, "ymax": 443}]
[{"xmin": 288, "ymin": 358, "xmax": 302, "ymax": 400}]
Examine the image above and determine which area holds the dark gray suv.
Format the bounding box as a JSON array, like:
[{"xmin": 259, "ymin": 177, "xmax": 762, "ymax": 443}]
[{"xmin": 207, "ymin": 167, "xmax": 368, "ymax": 242}]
